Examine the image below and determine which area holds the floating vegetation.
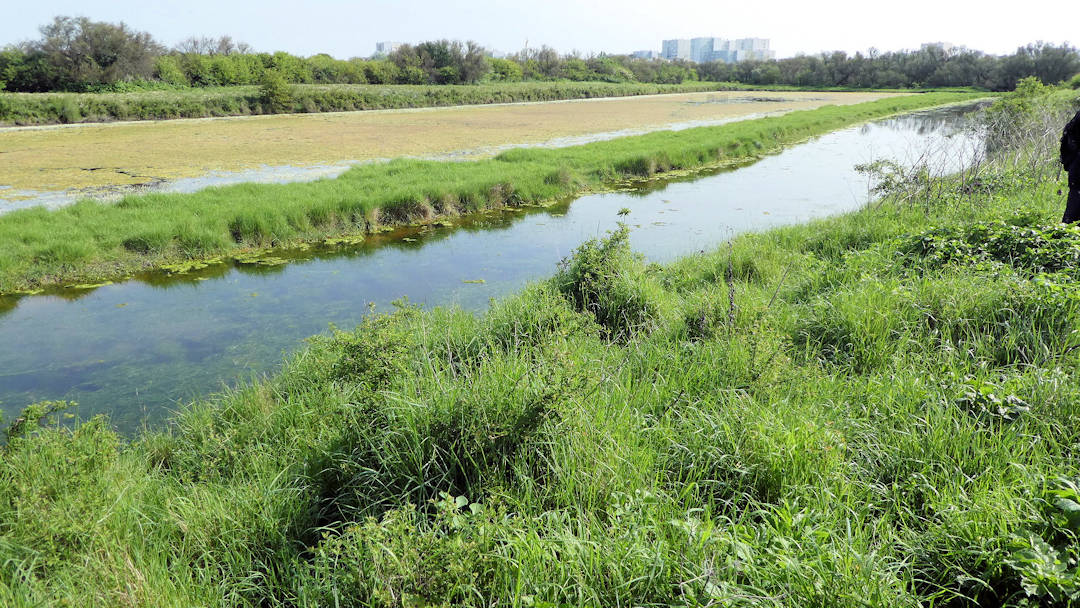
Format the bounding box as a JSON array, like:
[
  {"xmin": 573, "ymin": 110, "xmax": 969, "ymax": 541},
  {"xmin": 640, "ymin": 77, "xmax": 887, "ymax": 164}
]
[
  {"xmin": 65, "ymin": 281, "xmax": 114, "ymax": 290},
  {"xmin": 462, "ymin": 279, "xmax": 486, "ymax": 284},
  {"xmin": 323, "ymin": 235, "xmax": 367, "ymax": 246},
  {"xmin": 160, "ymin": 257, "xmax": 224, "ymax": 274},
  {"xmin": 62, "ymin": 282, "xmax": 111, "ymax": 291},
  {"xmin": 233, "ymin": 253, "xmax": 288, "ymax": 267}
]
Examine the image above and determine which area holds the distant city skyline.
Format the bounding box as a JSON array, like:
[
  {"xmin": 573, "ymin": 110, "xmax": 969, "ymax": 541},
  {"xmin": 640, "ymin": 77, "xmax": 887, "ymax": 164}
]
[
  {"xmin": 0, "ymin": 0, "xmax": 1073, "ymax": 61},
  {"xmin": 660, "ymin": 38, "xmax": 775, "ymax": 64}
]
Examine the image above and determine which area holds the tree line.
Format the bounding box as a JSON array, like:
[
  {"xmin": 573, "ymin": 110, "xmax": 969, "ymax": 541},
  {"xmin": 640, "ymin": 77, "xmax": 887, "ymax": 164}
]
[{"xmin": 1, "ymin": 16, "xmax": 1077, "ymax": 93}]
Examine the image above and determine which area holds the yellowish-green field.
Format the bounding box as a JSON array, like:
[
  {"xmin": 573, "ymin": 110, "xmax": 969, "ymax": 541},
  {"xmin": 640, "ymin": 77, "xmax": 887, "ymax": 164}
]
[{"xmin": 0, "ymin": 91, "xmax": 905, "ymax": 195}]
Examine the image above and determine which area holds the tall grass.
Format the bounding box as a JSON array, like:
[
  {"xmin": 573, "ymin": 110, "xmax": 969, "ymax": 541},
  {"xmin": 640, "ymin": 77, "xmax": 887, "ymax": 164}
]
[
  {"xmin": 0, "ymin": 88, "xmax": 1077, "ymax": 606},
  {"xmin": 0, "ymin": 91, "xmax": 982, "ymax": 293}
]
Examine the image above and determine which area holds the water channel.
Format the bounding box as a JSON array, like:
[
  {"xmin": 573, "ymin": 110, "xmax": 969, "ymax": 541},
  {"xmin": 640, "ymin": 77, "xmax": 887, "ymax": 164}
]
[{"xmin": 0, "ymin": 105, "xmax": 984, "ymax": 430}]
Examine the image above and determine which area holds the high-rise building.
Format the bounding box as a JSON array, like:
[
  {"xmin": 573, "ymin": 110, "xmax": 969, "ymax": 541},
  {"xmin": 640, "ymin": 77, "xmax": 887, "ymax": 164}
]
[
  {"xmin": 632, "ymin": 50, "xmax": 659, "ymax": 60},
  {"xmin": 374, "ymin": 42, "xmax": 402, "ymax": 56},
  {"xmin": 690, "ymin": 37, "xmax": 716, "ymax": 63},
  {"xmin": 661, "ymin": 39, "xmax": 691, "ymax": 61},
  {"xmin": 733, "ymin": 38, "xmax": 774, "ymax": 62},
  {"xmin": 661, "ymin": 37, "xmax": 774, "ymax": 63}
]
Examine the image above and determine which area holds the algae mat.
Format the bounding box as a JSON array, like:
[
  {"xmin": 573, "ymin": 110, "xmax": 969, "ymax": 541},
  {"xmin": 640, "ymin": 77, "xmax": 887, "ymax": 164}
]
[{"xmin": 0, "ymin": 90, "xmax": 906, "ymax": 196}]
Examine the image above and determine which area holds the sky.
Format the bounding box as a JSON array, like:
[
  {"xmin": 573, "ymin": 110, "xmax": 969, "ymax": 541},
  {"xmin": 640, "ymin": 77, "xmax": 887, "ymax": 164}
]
[{"xmin": 1, "ymin": 0, "xmax": 1074, "ymax": 60}]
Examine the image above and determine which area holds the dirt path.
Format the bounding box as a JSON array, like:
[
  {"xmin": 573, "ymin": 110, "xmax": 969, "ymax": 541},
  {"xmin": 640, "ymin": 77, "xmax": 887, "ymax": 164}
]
[{"xmin": 0, "ymin": 91, "xmax": 907, "ymax": 196}]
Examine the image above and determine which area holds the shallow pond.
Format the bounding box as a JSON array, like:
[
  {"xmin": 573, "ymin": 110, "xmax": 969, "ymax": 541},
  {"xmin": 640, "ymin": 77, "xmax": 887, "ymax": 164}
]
[{"xmin": 0, "ymin": 105, "xmax": 983, "ymax": 430}]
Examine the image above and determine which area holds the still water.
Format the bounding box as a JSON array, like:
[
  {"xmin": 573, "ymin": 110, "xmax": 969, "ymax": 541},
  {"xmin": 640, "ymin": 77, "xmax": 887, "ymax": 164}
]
[{"xmin": 0, "ymin": 105, "xmax": 983, "ymax": 430}]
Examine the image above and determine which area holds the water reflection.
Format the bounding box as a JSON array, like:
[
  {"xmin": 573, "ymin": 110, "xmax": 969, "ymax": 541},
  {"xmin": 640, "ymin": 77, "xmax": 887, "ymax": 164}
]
[{"xmin": 0, "ymin": 104, "xmax": 983, "ymax": 430}]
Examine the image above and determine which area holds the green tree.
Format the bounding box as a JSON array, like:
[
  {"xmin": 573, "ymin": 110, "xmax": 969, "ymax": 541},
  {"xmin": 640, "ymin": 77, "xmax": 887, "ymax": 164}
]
[
  {"xmin": 563, "ymin": 57, "xmax": 589, "ymax": 80},
  {"xmin": 586, "ymin": 56, "xmax": 635, "ymax": 83},
  {"xmin": 28, "ymin": 16, "xmax": 164, "ymax": 90},
  {"xmin": 153, "ymin": 55, "xmax": 188, "ymax": 86},
  {"xmin": 259, "ymin": 69, "xmax": 294, "ymax": 113},
  {"xmin": 488, "ymin": 58, "xmax": 522, "ymax": 82},
  {"xmin": 459, "ymin": 41, "xmax": 490, "ymax": 83},
  {"xmin": 0, "ymin": 47, "xmax": 27, "ymax": 91},
  {"xmin": 358, "ymin": 59, "xmax": 399, "ymax": 84}
]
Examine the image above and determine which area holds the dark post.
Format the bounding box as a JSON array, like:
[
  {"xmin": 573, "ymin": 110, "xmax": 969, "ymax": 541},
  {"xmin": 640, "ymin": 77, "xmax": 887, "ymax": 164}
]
[{"xmin": 1062, "ymin": 110, "xmax": 1080, "ymax": 223}]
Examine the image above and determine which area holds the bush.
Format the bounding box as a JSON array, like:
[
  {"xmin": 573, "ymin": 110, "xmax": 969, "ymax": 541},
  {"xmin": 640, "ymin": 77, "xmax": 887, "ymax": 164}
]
[
  {"xmin": 553, "ymin": 224, "xmax": 662, "ymax": 339},
  {"xmin": 307, "ymin": 495, "xmax": 504, "ymax": 606},
  {"xmin": 259, "ymin": 69, "xmax": 293, "ymax": 113},
  {"xmin": 153, "ymin": 55, "xmax": 189, "ymax": 86},
  {"xmin": 900, "ymin": 221, "xmax": 1080, "ymax": 277},
  {"xmin": 487, "ymin": 58, "xmax": 522, "ymax": 82},
  {"xmin": 323, "ymin": 304, "xmax": 419, "ymax": 393}
]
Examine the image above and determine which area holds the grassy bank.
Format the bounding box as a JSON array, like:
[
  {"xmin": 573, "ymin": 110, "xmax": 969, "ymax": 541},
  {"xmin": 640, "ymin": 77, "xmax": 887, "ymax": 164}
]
[
  {"xmin": 0, "ymin": 81, "xmax": 751, "ymax": 126},
  {"xmin": 2, "ymin": 92, "xmax": 1079, "ymax": 606},
  {"xmin": 0, "ymin": 91, "xmax": 982, "ymax": 293}
]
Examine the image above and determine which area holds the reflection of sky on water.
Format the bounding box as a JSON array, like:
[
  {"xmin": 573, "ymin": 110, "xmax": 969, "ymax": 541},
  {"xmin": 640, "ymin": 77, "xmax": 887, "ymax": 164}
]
[{"xmin": 0, "ymin": 105, "xmax": 983, "ymax": 430}]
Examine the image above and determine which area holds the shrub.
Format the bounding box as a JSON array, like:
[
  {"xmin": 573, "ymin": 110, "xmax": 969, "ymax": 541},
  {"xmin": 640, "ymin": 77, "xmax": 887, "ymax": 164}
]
[
  {"xmin": 259, "ymin": 69, "xmax": 293, "ymax": 113},
  {"xmin": 553, "ymin": 224, "xmax": 661, "ymax": 339},
  {"xmin": 53, "ymin": 97, "xmax": 81, "ymax": 123},
  {"xmin": 323, "ymin": 304, "xmax": 419, "ymax": 394},
  {"xmin": 307, "ymin": 495, "xmax": 504, "ymax": 606},
  {"xmin": 153, "ymin": 55, "xmax": 189, "ymax": 86},
  {"xmin": 900, "ymin": 221, "xmax": 1080, "ymax": 277}
]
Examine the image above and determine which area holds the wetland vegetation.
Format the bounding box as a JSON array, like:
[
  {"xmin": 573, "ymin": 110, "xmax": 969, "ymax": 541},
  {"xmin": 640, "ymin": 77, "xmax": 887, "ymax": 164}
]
[
  {"xmin": 0, "ymin": 91, "xmax": 982, "ymax": 294},
  {"xmin": 0, "ymin": 89, "xmax": 907, "ymax": 200},
  {"xmin": 0, "ymin": 104, "xmax": 981, "ymax": 429},
  {"xmin": 1, "ymin": 83, "xmax": 1078, "ymax": 606}
]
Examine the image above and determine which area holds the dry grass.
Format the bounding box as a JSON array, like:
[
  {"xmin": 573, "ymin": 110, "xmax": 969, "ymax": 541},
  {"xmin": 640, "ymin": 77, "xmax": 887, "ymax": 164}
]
[{"xmin": 0, "ymin": 91, "xmax": 904, "ymax": 194}]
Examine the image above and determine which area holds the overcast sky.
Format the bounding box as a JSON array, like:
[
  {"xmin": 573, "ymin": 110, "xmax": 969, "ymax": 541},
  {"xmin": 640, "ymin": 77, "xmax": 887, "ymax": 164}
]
[{"xmin": 1, "ymin": 0, "xmax": 1074, "ymax": 59}]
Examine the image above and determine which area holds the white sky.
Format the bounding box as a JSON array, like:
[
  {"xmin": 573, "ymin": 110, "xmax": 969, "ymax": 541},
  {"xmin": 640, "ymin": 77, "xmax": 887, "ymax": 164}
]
[{"xmin": 1, "ymin": 0, "xmax": 1074, "ymax": 59}]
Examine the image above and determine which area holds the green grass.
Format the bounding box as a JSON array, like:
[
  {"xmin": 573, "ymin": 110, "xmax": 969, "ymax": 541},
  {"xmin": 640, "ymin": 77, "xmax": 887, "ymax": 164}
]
[
  {"xmin": 2, "ymin": 111, "xmax": 1079, "ymax": 605},
  {"xmin": 0, "ymin": 91, "xmax": 984, "ymax": 294},
  {"xmin": 0, "ymin": 81, "xmax": 748, "ymax": 126}
]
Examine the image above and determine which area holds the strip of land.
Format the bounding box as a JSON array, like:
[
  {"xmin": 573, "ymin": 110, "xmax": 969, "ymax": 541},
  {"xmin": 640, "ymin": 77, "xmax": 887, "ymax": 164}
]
[
  {"xmin": 0, "ymin": 90, "xmax": 909, "ymax": 196},
  {"xmin": 0, "ymin": 92, "xmax": 984, "ymax": 294},
  {"xmin": 0, "ymin": 82, "xmax": 748, "ymax": 127}
]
